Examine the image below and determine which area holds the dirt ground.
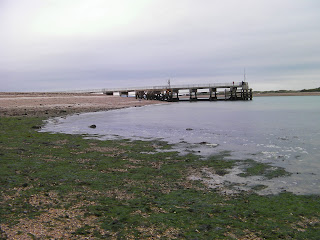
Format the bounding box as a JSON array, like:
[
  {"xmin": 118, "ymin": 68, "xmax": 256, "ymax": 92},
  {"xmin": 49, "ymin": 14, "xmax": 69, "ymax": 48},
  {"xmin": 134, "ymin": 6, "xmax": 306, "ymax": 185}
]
[{"xmin": 0, "ymin": 92, "xmax": 161, "ymax": 117}]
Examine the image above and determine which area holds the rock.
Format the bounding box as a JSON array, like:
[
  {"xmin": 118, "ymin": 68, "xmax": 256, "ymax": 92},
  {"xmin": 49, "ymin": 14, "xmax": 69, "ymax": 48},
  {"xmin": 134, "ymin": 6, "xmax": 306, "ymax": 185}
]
[
  {"xmin": 89, "ymin": 124, "xmax": 97, "ymax": 129},
  {"xmin": 0, "ymin": 226, "xmax": 7, "ymax": 239},
  {"xmin": 31, "ymin": 125, "xmax": 41, "ymax": 129},
  {"xmin": 206, "ymin": 143, "xmax": 219, "ymax": 147},
  {"xmin": 198, "ymin": 224, "xmax": 212, "ymax": 231}
]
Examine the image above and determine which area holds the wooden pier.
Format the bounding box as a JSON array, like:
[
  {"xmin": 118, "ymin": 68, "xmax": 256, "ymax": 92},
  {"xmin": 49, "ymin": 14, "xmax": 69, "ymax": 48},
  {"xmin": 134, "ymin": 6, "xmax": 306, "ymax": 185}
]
[{"xmin": 103, "ymin": 82, "xmax": 252, "ymax": 102}]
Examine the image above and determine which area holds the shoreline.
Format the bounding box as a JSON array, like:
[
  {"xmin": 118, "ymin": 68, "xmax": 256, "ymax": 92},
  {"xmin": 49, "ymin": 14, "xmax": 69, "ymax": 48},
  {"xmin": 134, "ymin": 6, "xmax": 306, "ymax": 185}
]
[
  {"xmin": 0, "ymin": 92, "xmax": 161, "ymax": 117},
  {"xmin": 1, "ymin": 117, "xmax": 319, "ymax": 239},
  {"xmin": 1, "ymin": 91, "xmax": 319, "ymax": 117}
]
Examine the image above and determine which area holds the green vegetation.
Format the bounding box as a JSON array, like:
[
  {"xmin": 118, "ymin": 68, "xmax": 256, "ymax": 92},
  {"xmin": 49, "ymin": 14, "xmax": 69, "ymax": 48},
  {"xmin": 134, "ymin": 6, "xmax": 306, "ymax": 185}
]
[
  {"xmin": 254, "ymin": 87, "xmax": 320, "ymax": 94},
  {"xmin": 238, "ymin": 159, "xmax": 291, "ymax": 179},
  {"xmin": 254, "ymin": 90, "xmax": 298, "ymax": 94},
  {"xmin": 0, "ymin": 117, "xmax": 319, "ymax": 239},
  {"xmin": 301, "ymin": 87, "xmax": 320, "ymax": 92}
]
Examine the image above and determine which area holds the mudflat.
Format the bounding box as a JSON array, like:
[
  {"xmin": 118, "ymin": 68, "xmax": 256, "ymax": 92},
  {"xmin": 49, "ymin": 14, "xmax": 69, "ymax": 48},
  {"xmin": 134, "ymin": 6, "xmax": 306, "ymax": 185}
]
[{"xmin": 0, "ymin": 92, "xmax": 160, "ymax": 117}]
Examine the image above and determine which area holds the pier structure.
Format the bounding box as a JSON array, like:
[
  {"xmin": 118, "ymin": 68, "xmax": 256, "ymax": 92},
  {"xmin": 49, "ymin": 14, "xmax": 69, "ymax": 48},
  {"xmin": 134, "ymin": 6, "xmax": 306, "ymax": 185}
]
[{"xmin": 103, "ymin": 82, "xmax": 252, "ymax": 102}]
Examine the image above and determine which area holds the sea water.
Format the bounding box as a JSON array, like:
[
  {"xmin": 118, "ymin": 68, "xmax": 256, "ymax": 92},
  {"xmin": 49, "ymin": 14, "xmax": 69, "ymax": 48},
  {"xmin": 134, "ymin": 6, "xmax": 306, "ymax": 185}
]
[{"xmin": 41, "ymin": 96, "xmax": 320, "ymax": 195}]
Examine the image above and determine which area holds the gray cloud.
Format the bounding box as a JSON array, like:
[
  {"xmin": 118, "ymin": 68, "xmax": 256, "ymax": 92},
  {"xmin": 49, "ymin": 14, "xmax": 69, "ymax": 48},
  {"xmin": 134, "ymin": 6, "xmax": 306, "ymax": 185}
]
[{"xmin": 1, "ymin": 0, "xmax": 320, "ymax": 91}]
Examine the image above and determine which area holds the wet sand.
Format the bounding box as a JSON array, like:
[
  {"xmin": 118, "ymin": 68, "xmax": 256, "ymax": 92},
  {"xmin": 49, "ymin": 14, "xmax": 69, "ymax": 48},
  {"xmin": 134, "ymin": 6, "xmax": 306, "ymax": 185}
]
[{"xmin": 0, "ymin": 92, "xmax": 161, "ymax": 117}]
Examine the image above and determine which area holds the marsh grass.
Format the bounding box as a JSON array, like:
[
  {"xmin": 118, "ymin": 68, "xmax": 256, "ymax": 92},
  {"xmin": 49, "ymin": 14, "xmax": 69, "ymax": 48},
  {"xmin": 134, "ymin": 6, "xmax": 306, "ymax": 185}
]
[{"xmin": 0, "ymin": 117, "xmax": 319, "ymax": 239}]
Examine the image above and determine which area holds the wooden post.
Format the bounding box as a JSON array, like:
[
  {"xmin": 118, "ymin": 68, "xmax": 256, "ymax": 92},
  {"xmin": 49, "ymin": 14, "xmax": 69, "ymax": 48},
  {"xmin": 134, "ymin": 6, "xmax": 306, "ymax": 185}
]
[
  {"xmin": 173, "ymin": 89, "xmax": 179, "ymax": 101},
  {"xmin": 189, "ymin": 89, "xmax": 197, "ymax": 101}
]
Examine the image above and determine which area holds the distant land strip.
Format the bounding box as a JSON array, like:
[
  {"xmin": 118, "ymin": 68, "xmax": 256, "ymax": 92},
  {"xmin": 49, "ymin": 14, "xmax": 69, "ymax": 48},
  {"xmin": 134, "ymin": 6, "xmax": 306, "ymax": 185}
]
[{"xmin": 254, "ymin": 87, "xmax": 320, "ymax": 97}]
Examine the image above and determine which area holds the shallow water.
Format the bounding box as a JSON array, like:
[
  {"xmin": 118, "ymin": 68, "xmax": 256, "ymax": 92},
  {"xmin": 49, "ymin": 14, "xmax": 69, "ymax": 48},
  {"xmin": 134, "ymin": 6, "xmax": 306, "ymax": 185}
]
[{"xmin": 41, "ymin": 96, "xmax": 320, "ymax": 195}]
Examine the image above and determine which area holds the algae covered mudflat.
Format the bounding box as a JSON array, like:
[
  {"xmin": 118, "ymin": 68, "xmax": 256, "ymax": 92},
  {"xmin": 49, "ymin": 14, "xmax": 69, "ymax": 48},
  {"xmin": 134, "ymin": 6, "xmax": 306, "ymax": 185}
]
[
  {"xmin": 0, "ymin": 116, "xmax": 319, "ymax": 239},
  {"xmin": 42, "ymin": 97, "xmax": 320, "ymax": 195}
]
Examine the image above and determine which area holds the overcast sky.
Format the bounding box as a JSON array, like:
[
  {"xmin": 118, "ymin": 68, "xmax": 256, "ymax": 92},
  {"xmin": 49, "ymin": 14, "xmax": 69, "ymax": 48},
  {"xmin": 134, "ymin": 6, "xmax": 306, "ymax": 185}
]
[{"xmin": 1, "ymin": 0, "xmax": 320, "ymax": 92}]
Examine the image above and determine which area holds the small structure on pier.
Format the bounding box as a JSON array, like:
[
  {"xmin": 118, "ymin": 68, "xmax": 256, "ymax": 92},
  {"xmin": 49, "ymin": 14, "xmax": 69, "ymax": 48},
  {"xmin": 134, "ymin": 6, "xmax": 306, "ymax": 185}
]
[{"xmin": 103, "ymin": 82, "xmax": 252, "ymax": 102}]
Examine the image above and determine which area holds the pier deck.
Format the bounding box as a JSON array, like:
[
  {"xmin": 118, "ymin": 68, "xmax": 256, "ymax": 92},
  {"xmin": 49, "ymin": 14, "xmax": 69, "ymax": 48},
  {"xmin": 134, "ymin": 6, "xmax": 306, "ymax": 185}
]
[{"xmin": 103, "ymin": 82, "xmax": 253, "ymax": 101}]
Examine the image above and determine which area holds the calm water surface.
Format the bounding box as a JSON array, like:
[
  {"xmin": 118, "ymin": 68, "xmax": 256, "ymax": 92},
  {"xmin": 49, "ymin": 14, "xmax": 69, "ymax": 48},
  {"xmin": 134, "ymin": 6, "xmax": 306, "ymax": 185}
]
[{"xmin": 41, "ymin": 96, "xmax": 320, "ymax": 194}]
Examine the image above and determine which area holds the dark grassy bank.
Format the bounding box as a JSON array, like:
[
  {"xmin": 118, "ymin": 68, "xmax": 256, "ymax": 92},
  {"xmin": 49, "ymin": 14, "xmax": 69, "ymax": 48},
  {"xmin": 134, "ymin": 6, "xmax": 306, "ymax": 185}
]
[
  {"xmin": 254, "ymin": 87, "xmax": 320, "ymax": 94},
  {"xmin": 0, "ymin": 116, "xmax": 319, "ymax": 239}
]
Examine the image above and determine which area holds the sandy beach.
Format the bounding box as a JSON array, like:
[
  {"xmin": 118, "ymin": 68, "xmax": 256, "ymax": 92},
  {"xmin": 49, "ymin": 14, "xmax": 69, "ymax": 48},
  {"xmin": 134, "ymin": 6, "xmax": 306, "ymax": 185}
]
[{"xmin": 0, "ymin": 92, "xmax": 161, "ymax": 117}]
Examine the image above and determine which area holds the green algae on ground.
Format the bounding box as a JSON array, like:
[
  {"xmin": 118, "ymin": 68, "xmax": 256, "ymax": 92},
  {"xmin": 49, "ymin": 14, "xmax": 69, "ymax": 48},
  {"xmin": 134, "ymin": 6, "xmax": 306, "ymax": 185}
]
[
  {"xmin": 238, "ymin": 159, "xmax": 292, "ymax": 179},
  {"xmin": 0, "ymin": 117, "xmax": 319, "ymax": 239}
]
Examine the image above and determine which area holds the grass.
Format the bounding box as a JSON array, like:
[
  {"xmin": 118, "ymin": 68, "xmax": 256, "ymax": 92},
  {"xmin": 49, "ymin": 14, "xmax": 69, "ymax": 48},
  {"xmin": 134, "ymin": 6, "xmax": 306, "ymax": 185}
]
[{"xmin": 0, "ymin": 116, "xmax": 319, "ymax": 239}]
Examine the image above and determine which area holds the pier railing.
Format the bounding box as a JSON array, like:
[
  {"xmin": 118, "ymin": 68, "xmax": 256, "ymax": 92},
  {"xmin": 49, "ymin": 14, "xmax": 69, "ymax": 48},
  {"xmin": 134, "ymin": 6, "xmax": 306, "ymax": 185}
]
[{"xmin": 102, "ymin": 82, "xmax": 244, "ymax": 93}]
